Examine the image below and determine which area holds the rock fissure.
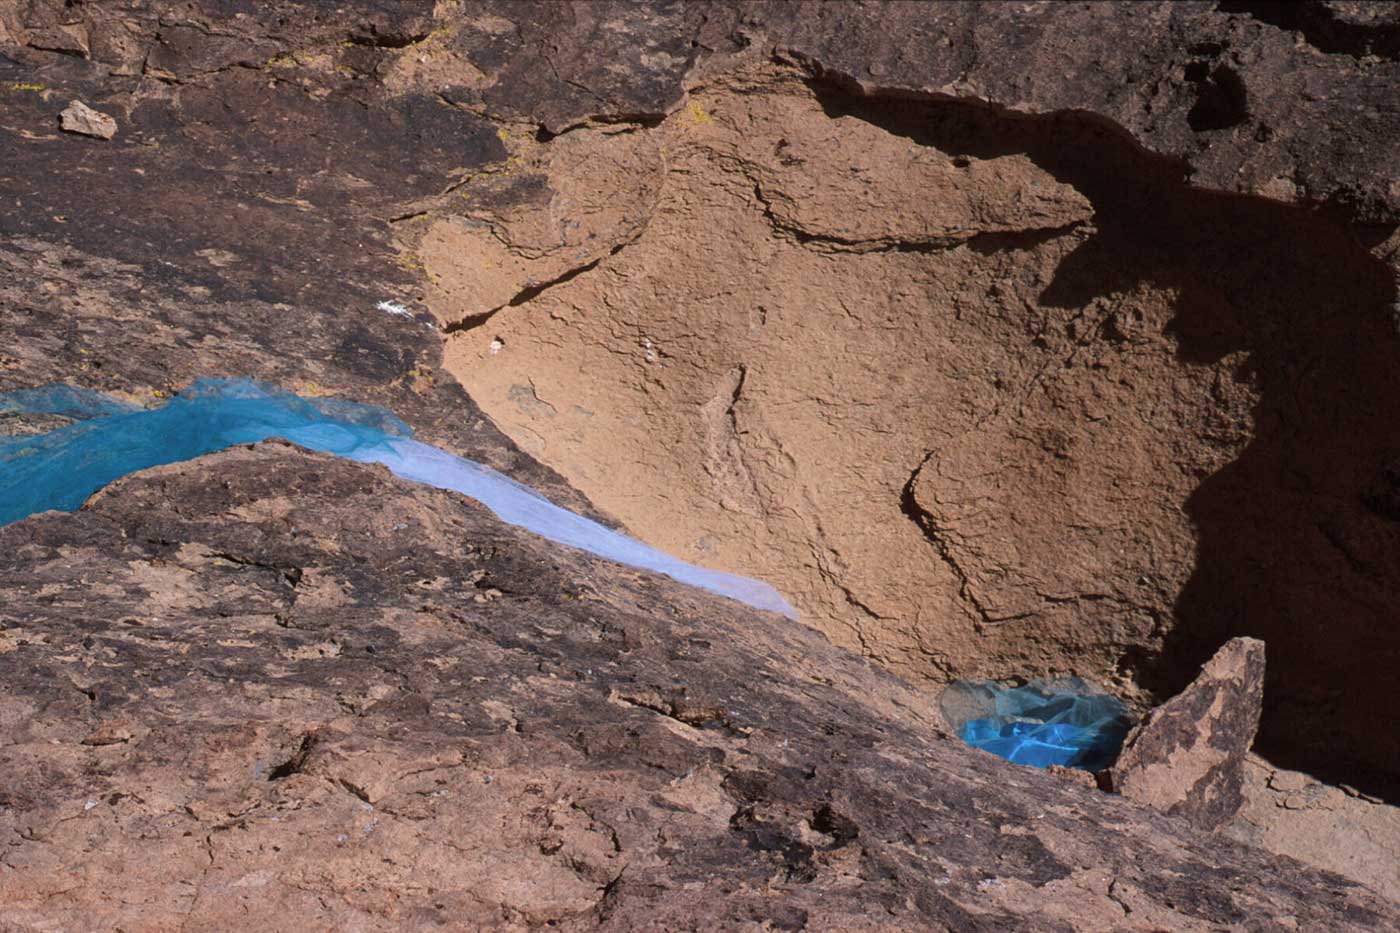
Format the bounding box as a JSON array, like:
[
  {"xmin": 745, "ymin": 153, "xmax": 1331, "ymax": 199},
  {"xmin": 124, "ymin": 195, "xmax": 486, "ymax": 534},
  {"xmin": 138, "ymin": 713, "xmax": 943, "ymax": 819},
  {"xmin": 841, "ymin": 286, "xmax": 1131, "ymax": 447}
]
[
  {"xmin": 442, "ymin": 249, "xmax": 617, "ymax": 335},
  {"xmin": 344, "ymin": 28, "xmax": 433, "ymax": 51},
  {"xmin": 898, "ymin": 452, "xmax": 1005, "ymax": 631},
  {"xmin": 205, "ymin": 551, "xmax": 304, "ymax": 590},
  {"xmin": 752, "ymin": 179, "xmax": 1092, "ymax": 254}
]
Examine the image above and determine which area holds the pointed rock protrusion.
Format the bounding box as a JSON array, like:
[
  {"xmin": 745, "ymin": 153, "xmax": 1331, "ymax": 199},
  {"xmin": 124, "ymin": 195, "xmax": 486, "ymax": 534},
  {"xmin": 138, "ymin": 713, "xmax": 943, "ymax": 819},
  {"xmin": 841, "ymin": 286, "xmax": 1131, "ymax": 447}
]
[{"xmin": 1107, "ymin": 637, "xmax": 1266, "ymax": 831}]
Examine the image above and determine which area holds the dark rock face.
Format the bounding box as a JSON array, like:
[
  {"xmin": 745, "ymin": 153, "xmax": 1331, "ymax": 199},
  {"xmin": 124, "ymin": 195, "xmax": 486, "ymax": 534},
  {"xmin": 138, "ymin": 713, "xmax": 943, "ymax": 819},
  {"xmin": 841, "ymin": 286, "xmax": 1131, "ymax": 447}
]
[
  {"xmin": 8, "ymin": 1, "xmax": 1400, "ymax": 224},
  {"xmin": 0, "ymin": 445, "xmax": 1392, "ymax": 929},
  {"xmin": 3, "ymin": 0, "xmax": 1400, "ymax": 924},
  {"xmin": 757, "ymin": 1, "xmax": 1400, "ymax": 226},
  {"xmin": 444, "ymin": 1, "xmax": 709, "ymax": 134},
  {"xmin": 1109, "ymin": 637, "xmax": 1267, "ymax": 831}
]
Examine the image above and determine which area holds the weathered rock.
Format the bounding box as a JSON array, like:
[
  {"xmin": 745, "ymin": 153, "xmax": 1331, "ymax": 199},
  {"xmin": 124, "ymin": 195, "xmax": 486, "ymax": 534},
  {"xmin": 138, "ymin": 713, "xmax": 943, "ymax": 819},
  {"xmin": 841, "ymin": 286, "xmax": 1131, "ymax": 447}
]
[
  {"xmin": 3, "ymin": 0, "xmax": 1400, "ymax": 924},
  {"xmin": 436, "ymin": 52, "xmax": 1400, "ymax": 804},
  {"xmin": 1108, "ymin": 637, "xmax": 1267, "ymax": 831},
  {"xmin": 763, "ymin": 1, "xmax": 1400, "ymax": 225},
  {"xmin": 58, "ymin": 99, "xmax": 115, "ymax": 138},
  {"xmin": 1226, "ymin": 753, "xmax": 1400, "ymax": 900},
  {"xmin": 749, "ymin": 109, "xmax": 1094, "ymax": 248},
  {"xmin": 0, "ymin": 446, "xmax": 1393, "ymax": 929}
]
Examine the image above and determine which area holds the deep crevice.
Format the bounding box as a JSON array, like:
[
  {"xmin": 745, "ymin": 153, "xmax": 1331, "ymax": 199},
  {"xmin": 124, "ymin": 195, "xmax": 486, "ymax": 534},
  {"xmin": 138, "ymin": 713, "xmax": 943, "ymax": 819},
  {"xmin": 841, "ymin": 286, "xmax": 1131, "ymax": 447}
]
[
  {"xmin": 267, "ymin": 732, "xmax": 317, "ymax": 781},
  {"xmin": 1185, "ymin": 63, "xmax": 1250, "ymax": 132},
  {"xmin": 442, "ymin": 246, "xmax": 620, "ymax": 335}
]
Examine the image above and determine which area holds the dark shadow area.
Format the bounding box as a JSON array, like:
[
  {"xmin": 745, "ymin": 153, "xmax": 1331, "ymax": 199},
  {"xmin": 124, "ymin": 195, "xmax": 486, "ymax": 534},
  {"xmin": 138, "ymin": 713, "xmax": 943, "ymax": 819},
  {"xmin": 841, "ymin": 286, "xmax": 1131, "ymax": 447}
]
[
  {"xmin": 1184, "ymin": 62, "xmax": 1249, "ymax": 132},
  {"xmin": 1217, "ymin": 3, "xmax": 1306, "ymax": 36},
  {"xmin": 811, "ymin": 78, "xmax": 1400, "ymax": 800},
  {"xmin": 1218, "ymin": 1, "xmax": 1400, "ymax": 61}
]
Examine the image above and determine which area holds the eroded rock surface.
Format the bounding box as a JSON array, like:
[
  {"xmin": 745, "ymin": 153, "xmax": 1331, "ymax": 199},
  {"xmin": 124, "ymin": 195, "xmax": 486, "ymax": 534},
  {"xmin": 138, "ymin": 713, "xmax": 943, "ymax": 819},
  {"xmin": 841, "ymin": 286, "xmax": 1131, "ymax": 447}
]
[
  {"xmin": 435, "ymin": 57, "xmax": 1400, "ymax": 806},
  {"xmin": 1108, "ymin": 637, "xmax": 1266, "ymax": 830},
  {"xmin": 1, "ymin": 444, "xmax": 1393, "ymax": 930},
  {"xmin": 1226, "ymin": 753, "xmax": 1400, "ymax": 902},
  {"xmin": 4, "ymin": 0, "xmax": 1400, "ymax": 924},
  {"xmin": 6, "ymin": 0, "xmax": 1400, "ymax": 794}
]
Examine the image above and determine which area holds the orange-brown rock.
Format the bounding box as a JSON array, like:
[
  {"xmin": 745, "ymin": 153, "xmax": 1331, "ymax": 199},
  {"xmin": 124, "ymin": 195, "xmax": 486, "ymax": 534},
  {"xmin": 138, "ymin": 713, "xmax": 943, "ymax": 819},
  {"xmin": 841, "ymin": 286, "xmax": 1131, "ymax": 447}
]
[{"xmin": 1108, "ymin": 637, "xmax": 1266, "ymax": 830}]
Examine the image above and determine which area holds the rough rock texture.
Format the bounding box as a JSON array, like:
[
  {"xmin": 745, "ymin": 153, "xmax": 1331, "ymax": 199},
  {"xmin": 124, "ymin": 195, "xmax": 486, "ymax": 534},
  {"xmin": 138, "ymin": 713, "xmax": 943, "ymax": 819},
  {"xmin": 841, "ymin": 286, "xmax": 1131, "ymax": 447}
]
[
  {"xmin": 767, "ymin": 1, "xmax": 1400, "ymax": 225},
  {"xmin": 435, "ymin": 55, "xmax": 1400, "ymax": 805},
  {"xmin": 0, "ymin": 239, "xmax": 600, "ymax": 519},
  {"xmin": 1, "ymin": 444, "xmax": 1394, "ymax": 930},
  {"xmin": 1226, "ymin": 753, "xmax": 1400, "ymax": 902},
  {"xmin": 4, "ymin": 0, "xmax": 1400, "ymax": 924},
  {"xmin": 1108, "ymin": 637, "xmax": 1266, "ymax": 830},
  {"xmin": 4, "ymin": 0, "xmax": 1399, "ymax": 797},
  {"xmin": 57, "ymin": 98, "xmax": 116, "ymax": 138}
]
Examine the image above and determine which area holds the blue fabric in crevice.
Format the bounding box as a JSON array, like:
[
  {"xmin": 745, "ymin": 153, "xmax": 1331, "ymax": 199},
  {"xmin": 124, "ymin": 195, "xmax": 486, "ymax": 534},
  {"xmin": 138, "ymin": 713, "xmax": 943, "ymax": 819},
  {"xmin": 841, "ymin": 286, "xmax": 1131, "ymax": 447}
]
[
  {"xmin": 0, "ymin": 378, "xmax": 797, "ymax": 618},
  {"xmin": 0, "ymin": 384, "xmax": 139, "ymax": 421},
  {"xmin": 940, "ymin": 678, "xmax": 1134, "ymax": 771}
]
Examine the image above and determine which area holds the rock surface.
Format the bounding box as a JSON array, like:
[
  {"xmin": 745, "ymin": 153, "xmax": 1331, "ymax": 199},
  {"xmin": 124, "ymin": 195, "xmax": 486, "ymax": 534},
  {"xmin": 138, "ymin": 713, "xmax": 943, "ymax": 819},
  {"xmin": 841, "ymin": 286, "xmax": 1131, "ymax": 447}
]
[
  {"xmin": 1227, "ymin": 753, "xmax": 1400, "ymax": 901},
  {"xmin": 1108, "ymin": 637, "xmax": 1266, "ymax": 830},
  {"xmin": 767, "ymin": 1, "xmax": 1400, "ymax": 224},
  {"xmin": 57, "ymin": 98, "xmax": 115, "ymax": 138},
  {"xmin": 435, "ymin": 47, "xmax": 1400, "ymax": 806},
  {"xmin": 3, "ymin": 0, "xmax": 1400, "ymax": 925},
  {"xmin": 0, "ymin": 444, "xmax": 1393, "ymax": 930}
]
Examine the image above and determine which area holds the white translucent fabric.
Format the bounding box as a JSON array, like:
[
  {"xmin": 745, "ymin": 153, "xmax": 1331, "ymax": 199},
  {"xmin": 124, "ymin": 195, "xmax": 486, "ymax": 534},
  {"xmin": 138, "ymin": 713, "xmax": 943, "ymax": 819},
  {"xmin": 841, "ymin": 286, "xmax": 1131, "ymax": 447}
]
[
  {"xmin": 344, "ymin": 437, "xmax": 796, "ymax": 617},
  {"xmin": 1, "ymin": 378, "xmax": 797, "ymax": 618}
]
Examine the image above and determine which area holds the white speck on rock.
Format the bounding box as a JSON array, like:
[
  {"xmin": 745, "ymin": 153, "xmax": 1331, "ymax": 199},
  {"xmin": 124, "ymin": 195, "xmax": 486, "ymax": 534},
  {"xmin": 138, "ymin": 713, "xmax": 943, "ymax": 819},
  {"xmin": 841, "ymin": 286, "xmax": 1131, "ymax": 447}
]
[
  {"xmin": 376, "ymin": 300, "xmax": 412, "ymax": 318},
  {"xmin": 489, "ymin": 337, "xmax": 504, "ymax": 355},
  {"xmin": 84, "ymin": 799, "xmax": 98, "ymax": 811}
]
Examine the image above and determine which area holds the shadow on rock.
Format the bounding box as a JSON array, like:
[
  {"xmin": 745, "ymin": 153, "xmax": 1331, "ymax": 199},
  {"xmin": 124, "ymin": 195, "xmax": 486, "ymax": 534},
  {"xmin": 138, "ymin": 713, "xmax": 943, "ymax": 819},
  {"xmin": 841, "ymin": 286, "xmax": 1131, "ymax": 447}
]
[{"xmin": 812, "ymin": 78, "xmax": 1400, "ymax": 800}]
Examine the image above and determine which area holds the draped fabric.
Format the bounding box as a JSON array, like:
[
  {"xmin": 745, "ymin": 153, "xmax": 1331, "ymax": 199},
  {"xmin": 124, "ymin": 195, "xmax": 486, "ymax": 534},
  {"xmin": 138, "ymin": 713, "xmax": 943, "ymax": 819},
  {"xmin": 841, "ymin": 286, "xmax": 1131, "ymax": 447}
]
[{"xmin": 1, "ymin": 379, "xmax": 796, "ymax": 619}]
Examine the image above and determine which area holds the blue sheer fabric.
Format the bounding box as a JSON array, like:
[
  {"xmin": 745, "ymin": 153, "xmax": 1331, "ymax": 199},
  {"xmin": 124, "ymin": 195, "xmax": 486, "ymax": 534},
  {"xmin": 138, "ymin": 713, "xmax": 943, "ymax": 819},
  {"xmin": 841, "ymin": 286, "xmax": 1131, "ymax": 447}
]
[
  {"xmin": 941, "ymin": 678, "xmax": 1133, "ymax": 770},
  {"xmin": 0, "ymin": 379, "xmax": 796, "ymax": 618},
  {"xmin": 0, "ymin": 383, "xmax": 138, "ymax": 421}
]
